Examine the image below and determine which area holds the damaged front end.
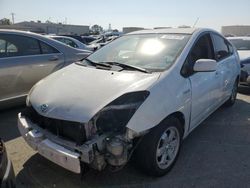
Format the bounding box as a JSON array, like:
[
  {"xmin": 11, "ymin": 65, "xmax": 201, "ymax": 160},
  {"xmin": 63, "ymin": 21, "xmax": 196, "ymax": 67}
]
[{"xmin": 18, "ymin": 91, "xmax": 149, "ymax": 173}]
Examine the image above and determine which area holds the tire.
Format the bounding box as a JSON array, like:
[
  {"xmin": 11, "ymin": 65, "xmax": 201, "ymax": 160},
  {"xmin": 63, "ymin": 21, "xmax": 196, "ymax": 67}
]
[
  {"xmin": 224, "ymin": 80, "xmax": 238, "ymax": 107},
  {"xmin": 133, "ymin": 117, "xmax": 183, "ymax": 177}
]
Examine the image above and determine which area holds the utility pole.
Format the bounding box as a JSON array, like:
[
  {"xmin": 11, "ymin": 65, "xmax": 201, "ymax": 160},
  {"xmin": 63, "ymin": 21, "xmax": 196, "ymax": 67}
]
[{"xmin": 10, "ymin": 12, "xmax": 15, "ymax": 24}]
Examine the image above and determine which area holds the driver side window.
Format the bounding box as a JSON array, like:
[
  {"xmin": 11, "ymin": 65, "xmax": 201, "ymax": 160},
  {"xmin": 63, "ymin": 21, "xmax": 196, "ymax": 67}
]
[
  {"xmin": 188, "ymin": 34, "xmax": 215, "ymax": 64},
  {"xmin": 182, "ymin": 33, "xmax": 215, "ymax": 76}
]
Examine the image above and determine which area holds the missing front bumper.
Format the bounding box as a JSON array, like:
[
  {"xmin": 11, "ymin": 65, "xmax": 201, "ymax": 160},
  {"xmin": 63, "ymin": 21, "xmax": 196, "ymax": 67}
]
[{"xmin": 17, "ymin": 113, "xmax": 81, "ymax": 174}]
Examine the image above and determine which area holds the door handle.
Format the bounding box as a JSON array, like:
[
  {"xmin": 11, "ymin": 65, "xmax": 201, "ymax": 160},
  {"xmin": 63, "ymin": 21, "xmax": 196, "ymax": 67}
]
[
  {"xmin": 49, "ymin": 56, "xmax": 59, "ymax": 61},
  {"xmin": 183, "ymin": 89, "xmax": 191, "ymax": 95}
]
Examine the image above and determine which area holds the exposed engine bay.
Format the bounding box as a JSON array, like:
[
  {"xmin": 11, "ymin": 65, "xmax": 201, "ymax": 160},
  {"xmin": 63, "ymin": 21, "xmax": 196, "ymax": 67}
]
[
  {"xmin": 78, "ymin": 133, "xmax": 133, "ymax": 171},
  {"xmin": 18, "ymin": 90, "xmax": 150, "ymax": 173},
  {"xmin": 20, "ymin": 105, "xmax": 143, "ymax": 173}
]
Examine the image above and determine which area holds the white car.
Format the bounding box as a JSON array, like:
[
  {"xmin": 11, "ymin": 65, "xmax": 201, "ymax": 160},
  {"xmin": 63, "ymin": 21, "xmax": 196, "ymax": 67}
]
[
  {"xmin": 48, "ymin": 35, "xmax": 96, "ymax": 51},
  {"xmin": 18, "ymin": 28, "xmax": 240, "ymax": 177},
  {"xmin": 228, "ymin": 36, "xmax": 250, "ymax": 86}
]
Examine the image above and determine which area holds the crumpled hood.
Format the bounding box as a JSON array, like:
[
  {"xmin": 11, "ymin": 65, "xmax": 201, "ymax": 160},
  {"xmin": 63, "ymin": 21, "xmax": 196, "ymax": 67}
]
[{"xmin": 29, "ymin": 63, "xmax": 160, "ymax": 123}]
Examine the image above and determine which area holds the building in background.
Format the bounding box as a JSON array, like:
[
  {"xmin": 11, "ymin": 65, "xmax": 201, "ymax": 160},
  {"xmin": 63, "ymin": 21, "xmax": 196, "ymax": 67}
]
[
  {"xmin": 221, "ymin": 25, "xmax": 250, "ymax": 36},
  {"xmin": 123, "ymin": 27, "xmax": 145, "ymax": 34},
  {"xmin": 0, "ymin": 21, "xmax": 89, "ymax": 35}
]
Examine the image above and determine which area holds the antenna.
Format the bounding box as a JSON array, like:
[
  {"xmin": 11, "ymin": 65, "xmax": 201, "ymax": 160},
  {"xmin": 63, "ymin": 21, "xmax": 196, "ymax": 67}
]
[
  {"xmin": 10, "ymin": 12, "xmax": 15, "ymax": 24},
  {"xmin": 193, "ymin": 17, "xmax": 199, "ymax": 28}
]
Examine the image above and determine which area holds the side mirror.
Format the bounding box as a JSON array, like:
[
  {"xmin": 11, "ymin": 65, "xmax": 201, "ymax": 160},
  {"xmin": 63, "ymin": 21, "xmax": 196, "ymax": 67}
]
[{"xmin": 193, "ymin": 59, "xmax": 217, "ymax": 72}]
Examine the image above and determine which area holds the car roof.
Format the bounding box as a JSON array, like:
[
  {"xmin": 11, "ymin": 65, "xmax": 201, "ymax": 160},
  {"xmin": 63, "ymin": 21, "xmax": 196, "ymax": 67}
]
[
  {"xmin": 227, "ymin": 36, "xmax": 250, "ymax": 40},
  {"xmin": 0, "ymin": 29, "xmax": 92, "ymax": 52},
  {"xmin": 49, "ymin": 35, "xmax": 75, "ymax": 40},
  {"xmin": 126, "ymin": 28, "xmax": 199, "ymax": 35},
  {"xmin": 0, "ymin": 29, "xmax": 47, "ymax": 37},
  {"xmin": 82, "ymin": 36, "xmax": 96, "ymax": 39}
]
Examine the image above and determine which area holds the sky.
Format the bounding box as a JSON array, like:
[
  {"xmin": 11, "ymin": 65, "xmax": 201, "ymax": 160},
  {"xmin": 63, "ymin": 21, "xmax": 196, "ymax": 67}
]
[{"xmin": 1, "ymin": 0, "xmax": 250, "ymax": 31}]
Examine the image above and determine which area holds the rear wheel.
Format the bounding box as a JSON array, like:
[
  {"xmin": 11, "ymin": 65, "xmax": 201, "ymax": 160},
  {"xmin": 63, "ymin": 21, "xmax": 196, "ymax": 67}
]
[{"xmin": 133, "ymin": 117, "xmax": 183, "ymax": 177}]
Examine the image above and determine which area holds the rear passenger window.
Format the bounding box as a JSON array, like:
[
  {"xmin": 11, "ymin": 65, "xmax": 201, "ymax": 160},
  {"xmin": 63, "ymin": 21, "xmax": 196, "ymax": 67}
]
[
  {"xmin": 0, "ymin": 38, "xmax": 18, "ymax": 58},
  {"xmin": 0, "ymin": 34, "xmax": 41, "ymax": 58},
  {"xmin": 0, "ymin": 39, "xmax": 5, "ymax": 52},
  {"xmin": 212, "ymin": 34, "xmax": 230, "ymax": 60},
  {"xmin": 40, "ymin": 41, "xmax": 59, "ymax": 54},
  {"xmin": 22, "ymin": 37, "xmax": 40, "ymax": 55},
  {"xmin": 6, "ymin": 43, "xmax": 18, "ymax": 53}
]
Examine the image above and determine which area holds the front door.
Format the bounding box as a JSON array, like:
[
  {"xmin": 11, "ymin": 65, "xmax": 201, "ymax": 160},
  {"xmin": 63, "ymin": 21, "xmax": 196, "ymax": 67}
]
[{"xmin": 185, "ymin": 33, "xmax": 222, "ymax": 129}]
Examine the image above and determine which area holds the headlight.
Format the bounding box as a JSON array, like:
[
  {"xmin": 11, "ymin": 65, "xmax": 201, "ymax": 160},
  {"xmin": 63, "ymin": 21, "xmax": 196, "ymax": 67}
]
[
  {"xmin": 92, "ymin": 91, "xmax": 150, "ymax": 133},
  {"xmin": 26, "ymin": 95, "xmax": 31, "ymax": 107}
]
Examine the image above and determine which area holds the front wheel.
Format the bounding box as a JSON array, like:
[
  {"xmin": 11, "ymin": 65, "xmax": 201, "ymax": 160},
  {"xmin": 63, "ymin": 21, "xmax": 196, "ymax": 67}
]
[
  {"xmin": 224, "ymin": 80, "xmax": 238, "ymax": 107},
  {"xmin": 133, "ymin": 117, "xmax": 183, "ymax": 177}
]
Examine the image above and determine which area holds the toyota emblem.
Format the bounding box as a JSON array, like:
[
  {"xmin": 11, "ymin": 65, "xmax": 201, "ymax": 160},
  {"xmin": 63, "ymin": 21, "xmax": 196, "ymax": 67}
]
[{"xmin": 40, "ymin": 104, "xmax": 49, "ymax": 113}]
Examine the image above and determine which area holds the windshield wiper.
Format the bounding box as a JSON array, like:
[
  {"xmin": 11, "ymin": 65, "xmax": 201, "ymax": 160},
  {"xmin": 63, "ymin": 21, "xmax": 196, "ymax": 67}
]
[
  {"xmin": 100, "ymin": 61, "xmax": 151, "ymax": 73},
  {"xmin": 84, "ymin": 58, "xmax": 112, "ymax": 68}
]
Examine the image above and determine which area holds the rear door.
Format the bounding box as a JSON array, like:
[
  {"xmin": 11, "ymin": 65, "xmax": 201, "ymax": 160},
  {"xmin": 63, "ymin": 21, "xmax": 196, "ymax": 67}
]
[
  {"xmin": 0, "ymin": 33, "xmax": 64, "ymax": 101},
  {"xmin": 185, "ymin": 33, "xmax": 222, "ymax": 129},
  {"xmin": 211, "ymin": 33, "xmax": 237, "ymax": 100}
]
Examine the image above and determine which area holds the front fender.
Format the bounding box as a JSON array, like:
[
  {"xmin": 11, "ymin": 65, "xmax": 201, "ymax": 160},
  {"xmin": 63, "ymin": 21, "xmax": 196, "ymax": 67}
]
[{"xmin": 126, "ymin": 73, "xmax": 191, "ymax": 137}]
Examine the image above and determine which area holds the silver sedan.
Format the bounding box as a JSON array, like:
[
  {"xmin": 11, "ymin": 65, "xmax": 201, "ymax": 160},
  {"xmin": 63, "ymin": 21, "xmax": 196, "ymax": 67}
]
[
  {"xmin": 47, "ymin": 35, "xmax": 96, "ymax": 51},
  {"xmin": 0, "ymin": 29, "xmax": 91, "ymax": 108}
]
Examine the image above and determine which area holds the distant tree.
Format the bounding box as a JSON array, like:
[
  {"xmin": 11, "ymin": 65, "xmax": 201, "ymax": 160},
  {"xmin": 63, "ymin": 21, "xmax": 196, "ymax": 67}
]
[
  {"xmin": 0, "ymin": 18, "xmax": 11, "ymax": 25},
  {"xmin": 90, "ymin": 24, "xmax": 103, "ymax": 35}
]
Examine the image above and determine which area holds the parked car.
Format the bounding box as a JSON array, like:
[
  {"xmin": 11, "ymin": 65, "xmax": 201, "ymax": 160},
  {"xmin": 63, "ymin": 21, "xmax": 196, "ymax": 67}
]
[
  {"xmin": 81, "ymin": 36, "xmax": 97, "ymax": 44},
  {"xmin": 18, "ymin": 28, "xmax": 240, "ymax": 177},
  {"xmin": 48, "ymin": 35, "xmax": 96, "ymax": 51},
  {"xmin": 89, "ymin": 35, "xmax": 118, "ymax": 49},
  {"xmin": 104, "ymin": 31, "xmax": 123, "ymax": 37},
  {"xmin": 60, "ymin": 35, "xmax": 84, "ymax": 43},
  {"xmin": 98, "ymin": 36, "xmax": 119, "ymax": 47},
  {"xmin": 228, "ymin": 36, "xmax": 250, "ymax": 87},
  {"xmin": 61, "ymin": 35, "xmax": 96, "ymax": 45},
  {"xmin": 0, "ymin": 29, "xmax": 91, "ymax": 108},
  {"xmin": 0, "ymin": 139, "xmax": 15, "ymax": 188}
]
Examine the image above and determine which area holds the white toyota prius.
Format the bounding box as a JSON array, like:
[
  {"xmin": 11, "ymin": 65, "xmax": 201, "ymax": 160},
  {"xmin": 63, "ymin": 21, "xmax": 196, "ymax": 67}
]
[{"xmin": 18, "ymin": 28, "xmax": 240, "ymax": 177}]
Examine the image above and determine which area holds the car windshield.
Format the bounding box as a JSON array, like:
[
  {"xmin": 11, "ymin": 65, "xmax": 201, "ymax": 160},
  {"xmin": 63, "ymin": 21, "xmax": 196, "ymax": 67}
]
[
  {"xmin": 229, "ymin": 38, "xmax": 250, "ymax": 50},
  {"xmin": 82, "ymin": 33, "xmax": 190, "ymax": 72}
]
